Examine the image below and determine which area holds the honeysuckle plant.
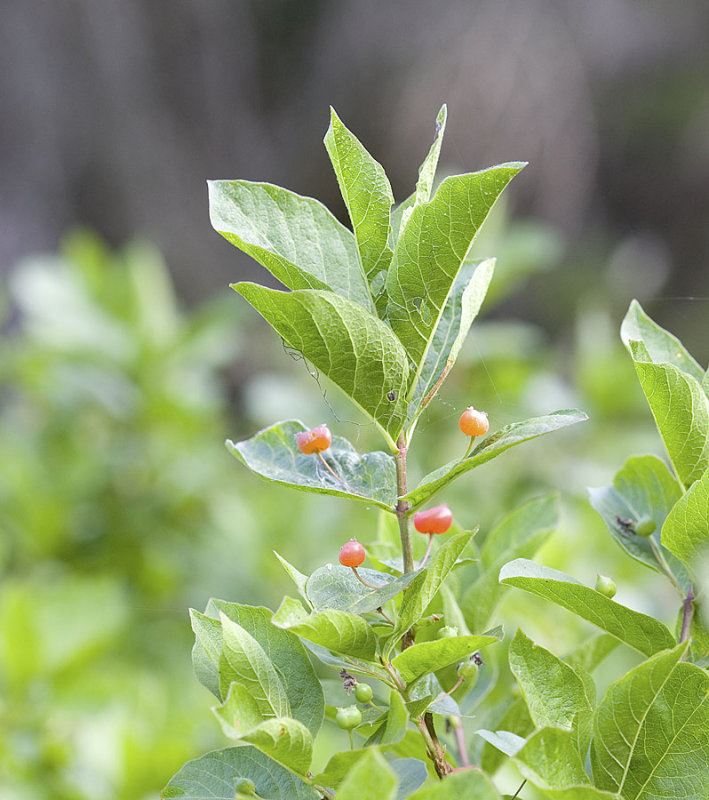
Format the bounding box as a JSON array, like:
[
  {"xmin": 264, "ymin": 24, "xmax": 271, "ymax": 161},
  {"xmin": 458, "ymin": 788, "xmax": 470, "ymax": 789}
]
[{"xmin": 161, "ymin": 108, "xmax": 708, "ymax": 800}]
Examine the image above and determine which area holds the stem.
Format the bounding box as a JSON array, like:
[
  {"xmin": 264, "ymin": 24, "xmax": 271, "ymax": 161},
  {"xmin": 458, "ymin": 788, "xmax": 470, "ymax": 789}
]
[
  {"xmin": 377, "ymin": 606, "xmax": 395, "ymax": 625},
  {"xmin": 648, "ymin": 537, "xmax": 683, "ymax": 595},
  {"xmin": 462, "ymin": 436, "xmax": 474, "ymax": 460},
  {"xmin": 416, "ymin": 533, "xmax": 434, "ymax": 570},
  {"xmin": 511, "ymin": 779, "xmax": 527, "ymax": 799},
  {"xmin": 395, "ymin": 433, "xmax": 414, "ymax": 574},
  {"xmin": 451, "ymin": 717, "xmax": 469, "ymax": 767},
  {"xmin": 680, "ymin": 584, "xmax": 695, "ymax": 644},
  {"xmin": 348, "ymin": 729, "xmax": 354, "ymax": 750},
  {"xmin": 351, "ymin": 566, "xmax": 383, "ymax": 590}
]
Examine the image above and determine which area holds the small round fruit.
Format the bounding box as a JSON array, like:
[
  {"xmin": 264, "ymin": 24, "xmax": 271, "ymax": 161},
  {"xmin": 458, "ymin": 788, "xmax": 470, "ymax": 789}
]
[
  {"xmin": 459, "ymin": 407, "xmax": 489, "ymax": 437},
  {"xmin": 437, "ymin": 625, "xmax": 458, "ymax": 640},
  {"xmin": 635, "ymin": 516, "xmax": 656, "ymax": 537},
  {"xmin": 335, "ymin": 705, "xmax": 362, "ymax": 730},
  {"xmin": 413, "ymin": 504, "xmax": 453, "ymax": 534},
  {"xmin": 234, "ymin": 778, "xmax": 257, "ymax": 796},
  {"xmin": 339, "ymin": 539, "xmax": 366, "ymax": 567},
  {"xmin": 354, "ymin": 683, "xmax": 373, "ymax": 703},
  {"xmin": 457, "ymin": 660, "xmax": 479, "ymax": 682},
  {"xmin": 595, "ymin": 574, "xmax": 617, "ymax": 598},
  {"xmin": 296, "ymin": 424, "xmax": 332, "ymax": 454}
]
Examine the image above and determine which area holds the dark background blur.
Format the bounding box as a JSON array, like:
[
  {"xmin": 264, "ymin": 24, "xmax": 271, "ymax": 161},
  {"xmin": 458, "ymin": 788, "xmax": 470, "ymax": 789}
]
[{"xmin": 2, "ymin": 0, "xmax": 708, "ymax": 349}]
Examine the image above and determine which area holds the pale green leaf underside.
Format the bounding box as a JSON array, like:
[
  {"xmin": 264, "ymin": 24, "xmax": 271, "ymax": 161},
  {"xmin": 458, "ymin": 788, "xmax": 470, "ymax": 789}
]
[
  {"xmin": 391, "ymin": 530, "xmax": 475, "ymax": 645},
  {"xmin": 219, "ymin": 613, "xmax": 290, "ymax": 719},
  {"xmin": 621, "ymin": 299, "xmax": 704, "ymax": 382},
  {"xmin": 408, "ymin": 258, "xmax": 495, "ymax": 422},
  {"xmin": 212, "ymin": 681, "xmax": 262, "ymax": 738},
  {"xmin": 662, "ymin": 466, "xmax": 709, "ymax": 574},
  {"xmin": 591, "ymin": 642, "xmax": 709, "ymax": 800},
  {"xmin": 588, "ymin": 454, "xmax": 689, "ymax": 589},
  {"xmin": 272, "ymin": 597, "xmax": 377, "ymax": 661},
  {"xmin": 392, "ymin": 633, "xmax": 499, "ymax": 685},
  {"xmin": 306, "ymin": 564, "xmax": 420, "ymax": 615},
  {"xmin": 209, "ymin": 180, "xmax": 373, "ymax": 311},
  {"xmin": 385, "ymin": 162, "xmax": 525, "ymax": 368},
  {"xmin": 499, "ymin": 559, "xmax": 676, "ymax": 656},
  {"xmin": 192, "ymin": 602, "xmax": 324, "ymax": 737},
  {"xmin": 628, "ymin": 340, "xmax": 709, "ymax": 488},
  {"xmin": 161, "ymin": 746, "xmax": 320, "ymax": 800},
  {"xmin": 324, "ymin": 109, "xmax": 393, "ymax": 305},
  {"xmin": 407, "ymin": 768, "xmax": 504, "ymax": 799},
  {"xmin": 227, "ymin": 420, "xmax": 397, "ymax": 510},
  {"xmin": 234, "ymin": 284, "xmax": 410, "ymax": 443},
  {"xmin": 405, "ymin": 410, "xmax": 588, "ymax": 508},
  {"xmin": 509, "ymin": 630, "xmax": 593, "ymax": 756}
]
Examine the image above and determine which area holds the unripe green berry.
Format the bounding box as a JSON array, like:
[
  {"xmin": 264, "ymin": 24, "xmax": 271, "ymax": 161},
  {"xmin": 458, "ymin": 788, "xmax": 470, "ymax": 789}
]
[
  {"xmin": 457, "ymin": 660, "xmax": 479, "ymax": 681},
  {"xmin": 635, "ymin": 516, "xmax": 656, "ymax": 537},
  {"xmin": 335, "ymin": 705, "xmax": 362, "ymax": 730},
  {"xmin": 234, "ymin": 777, "xmax": 257, "ymax": 796},
  {"xmin": 437, "ymin": 625, "xmax": 458, "ymax": 640},
  {"xmin": 354, "ymin": 683, "xmax": 373, "ymax": 703},
  {"xmin": 595, "ymin": 574, "xmax": 617, "ymax": 598}
]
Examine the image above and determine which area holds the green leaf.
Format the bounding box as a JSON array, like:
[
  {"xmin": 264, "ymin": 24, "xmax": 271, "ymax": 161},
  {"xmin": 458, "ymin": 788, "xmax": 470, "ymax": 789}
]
[
  {"xmin": 513, "ymin": 727, "xmax": 589, "ymax": 789},
  {"xmin": 324, "ymin": 108, "xmax": 393, "ymax": 306},
  {"xmin": 336, "ymin": 749, "xmax": 399, "ymax": 800},
  {"xmin": 390, "ymin": 758, "xmax": 428, "ymax": 799},
  {"xmin": 662, "ymin": 466, "xmax": 709, "ymax": 575},
  {"xmin": 212, "ymin": 681, "xmax": 263, "ymax": 737},
  {"xmin": 233, "ymin": 284, "xmax": 410, "ymax": 444},
  {"xmin": 272, "ymin": 597, "xmax": 377, "ymax": 661},
  {"xmin": 241, "ymin": 717, "xmax": 313, "ymax": 775},
  {"xmin": 499, "ymin": 559, "xmax": 676, "ymax": 656},
  {"xmin": 588, "ymin": 455, "xmax": 688, "ymax": 588},
  {"xmin": 311, "ymin": 750, "xmax": 371, "ymax": 790},
  {"xmin": 621, "ymin": 300, "xmax": 704, "ymax": 382},
  {"xmin": 407, "ymin": 258, "xmax": 495, "ymax": 424},
  {"xmin": 591, "ymin": 642, "xmax": 709, "ymax": 800},
  {"xmin": 385, "ymin": 163, "xmax": 525, "ymax": 370},
  {"xmin": 626, "ymin": 340, "xmax": 709, "ymax": 488},
  {"xmin": 405, "ymin": 412, "xmax": 587, "ymax": 509},
  {"xmin": 415, "ymin": 105, "xmax": 447, "ymax": 206},
  {"xmin": 535, "ymin": 789, "xmax": 621, "ymax": 800},
  {"xmin": 407, "ymin": 768, "xmax": 504, "ymax": 799},
  {"xmin": 564, "ymin": 634, "xmax": 620, "ymax": 675},
  {"xmin": 274, "ymin": 551, "xmax": 313, "ymax": 608},
  {"xmin": 391, "ymin": 530, "xmax": 475, "ymax": 646},
  {"xmin": 379, "ymin": 690, "xmax": 409, "ymax": 745},
  {"xmin": 462, "ymin": 494, "xmax": 558, "ymax": 631},
  {"xmin": 190, "ymin": 609, "xmax": 224, "ymax": 698},
  {"xmin": 509, "ymin": 630, "xmax": 593, "ymax": 757},
  {"xmin": 219, "ymin": 613, "xmax": 290, "ymax": 719},
  {"xmin": 227, "ymin": 420, "xmax": 397, "ymax": 510},
  {"xmin": 392, "ymin": 633, "xmax": 500, "ymax": 685},
  {"xmin": 306, "ymin": 564, "xmax": 420, "ymax": 614},
  {"xmin": 194, "ymin": 602, "xmax": 324, "ymax": 736},
  {"xmin": 161, "ymin": 746, "xmax": 320, "ymax": 799},
  {"xmin": 476, "ymin": 728, "xmax": 526, "ymax": 756},
  {"xmin": 480, "ymin": 701, "xmax": 534, "ymax": 774},
  {"xmin": 208, "ymin": 180, "xmax": 373, "ymax": 311}
]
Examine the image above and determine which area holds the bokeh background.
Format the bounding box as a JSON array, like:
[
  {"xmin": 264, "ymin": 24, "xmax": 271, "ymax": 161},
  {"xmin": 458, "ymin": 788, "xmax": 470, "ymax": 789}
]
[{"xmin": 1, "ymin": 2, "xmax": 708, "ymax": 798}]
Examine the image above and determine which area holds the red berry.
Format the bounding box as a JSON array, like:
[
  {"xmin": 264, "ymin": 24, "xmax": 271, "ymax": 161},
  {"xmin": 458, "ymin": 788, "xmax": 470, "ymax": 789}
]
[
  {"xmin": 413, "ymin": 504, "xmax": 453, "ymax": 534},
  {"xmin": 296, "ymin": 424, "xmax": 332, "ymax": 454},
  {"xmin": 458, "ymin": 407, "xmax": 489, "ymax": 437},
  {"xmin": 339, "ymin": 539, "xmax": 365, "ymax": 567}
]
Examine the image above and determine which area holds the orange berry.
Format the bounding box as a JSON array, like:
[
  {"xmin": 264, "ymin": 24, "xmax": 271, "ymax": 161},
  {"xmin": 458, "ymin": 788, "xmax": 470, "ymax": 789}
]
[
  {"xmin": 296, "ymin": 424, "xmax": 332, "ymax": 454},
  {"xmin": 459, "ymin": 407, "xmax": 489, "ymax": 437},
  {"xmin": 413, "ymin": 504, "xmax": 453, "ymax": 534},
  {"xmin": 339, "ymin": 539, "xmax": 366, "ymax": 567}
]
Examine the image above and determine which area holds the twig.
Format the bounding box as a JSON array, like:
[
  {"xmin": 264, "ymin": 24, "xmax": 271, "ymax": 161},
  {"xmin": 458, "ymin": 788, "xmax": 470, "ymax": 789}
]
[
  {"xmin": 679, "ymin": 584, "xmax": 695, "ymax": 644},
  {"xmin": 511, "ymin": 779, "xmax": 527, "ymax": 799}
]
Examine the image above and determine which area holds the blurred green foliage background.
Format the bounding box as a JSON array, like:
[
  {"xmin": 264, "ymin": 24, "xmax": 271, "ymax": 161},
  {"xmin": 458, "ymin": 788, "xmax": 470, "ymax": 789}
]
[{"xmin": 1, "ymin": 209, "xmax": 699, "ymax": 798}]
